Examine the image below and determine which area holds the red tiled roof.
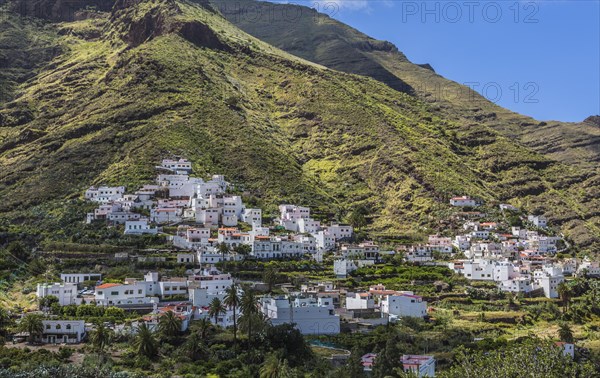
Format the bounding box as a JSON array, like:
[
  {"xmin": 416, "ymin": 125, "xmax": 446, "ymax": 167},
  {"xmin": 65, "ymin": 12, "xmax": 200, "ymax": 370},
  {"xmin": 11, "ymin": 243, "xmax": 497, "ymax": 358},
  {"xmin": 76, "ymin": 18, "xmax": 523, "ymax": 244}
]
[{"xmin": 96, "ymin": 283, "xmax": 121, "ymax": 289}]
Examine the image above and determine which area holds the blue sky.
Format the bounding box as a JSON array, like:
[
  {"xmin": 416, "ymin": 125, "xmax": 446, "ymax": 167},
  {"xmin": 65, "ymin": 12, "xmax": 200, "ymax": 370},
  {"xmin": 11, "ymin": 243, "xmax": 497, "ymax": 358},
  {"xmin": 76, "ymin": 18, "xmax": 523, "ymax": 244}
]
[{"xmin": 274, "ymin": 0, "xmax": 600, "ymax": 122}]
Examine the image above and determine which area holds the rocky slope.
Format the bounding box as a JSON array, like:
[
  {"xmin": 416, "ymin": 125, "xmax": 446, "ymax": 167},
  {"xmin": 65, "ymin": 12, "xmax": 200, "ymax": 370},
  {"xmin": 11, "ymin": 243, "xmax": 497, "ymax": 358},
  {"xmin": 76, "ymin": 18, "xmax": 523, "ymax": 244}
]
[{"xmin": 0, "ymin": 0, "xmax": 598, "ymax": 250}]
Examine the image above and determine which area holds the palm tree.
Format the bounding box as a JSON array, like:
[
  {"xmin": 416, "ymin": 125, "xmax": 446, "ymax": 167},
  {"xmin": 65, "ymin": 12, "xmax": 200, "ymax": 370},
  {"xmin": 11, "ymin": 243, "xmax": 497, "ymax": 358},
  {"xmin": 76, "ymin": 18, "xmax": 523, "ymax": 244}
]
[
  {"xmin": 558, "ymin": 282, "xmax": 573, "ymax": 312},
  {"xmin": 558, "ymin": 322, "xmax": 574, "ymax": 342},
  {"xmin": 89, "ymin": 323, "xmax": 113, "ymax": 352},
  {"xmin": 224, "ymin": 284, "xmax": 240, "ymax": 344},
  {"xmin": 182, "ymin": 331, "xmax": 206, "ymax": 361},
  {"xmin": 133, "ymin": 323, "xmax": 159, "ymax": 359},
  {"xmin": 260, "ymin": 354, "xmax": 291, "ymax": 378},
  {"xmin": 158, "ymin": 310, "xmax": 182, "ymax": 340},
  {"xmin": 218, "ymin": 243, "xmax": 231, "ymax": 262},
  {"xmin": 240, "ymin": 285, "xmax": 259, "ymax": 340},
  {"xmin": 196, "ymin": 317, "xmax": 212, "ymax": 339},
  {"xmin": 18, "ymin": 314, "xmax": 44, "ymax": 344},
  {"xmin": 208, "ymin": 297, "xmax": 226, "ymax": 325}
]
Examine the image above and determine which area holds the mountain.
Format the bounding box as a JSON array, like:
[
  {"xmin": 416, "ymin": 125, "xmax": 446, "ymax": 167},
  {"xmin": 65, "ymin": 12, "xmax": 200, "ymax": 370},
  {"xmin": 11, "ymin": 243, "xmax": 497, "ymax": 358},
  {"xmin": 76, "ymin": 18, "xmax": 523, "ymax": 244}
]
[
  {"xmin": 215, "ymin": 0, "xmax": 600, "ymax": 169},
  {"xmin": 0, "ymin": 0, "xmax": 598, "ymax": 251}
]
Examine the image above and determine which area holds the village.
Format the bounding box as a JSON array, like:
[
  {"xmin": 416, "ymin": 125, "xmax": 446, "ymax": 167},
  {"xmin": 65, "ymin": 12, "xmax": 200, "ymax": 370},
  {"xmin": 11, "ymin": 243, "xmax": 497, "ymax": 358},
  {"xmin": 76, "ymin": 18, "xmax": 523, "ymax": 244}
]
[{"xmin": 8, "ymin": 157, "xmax": 599, "ymax": 376}]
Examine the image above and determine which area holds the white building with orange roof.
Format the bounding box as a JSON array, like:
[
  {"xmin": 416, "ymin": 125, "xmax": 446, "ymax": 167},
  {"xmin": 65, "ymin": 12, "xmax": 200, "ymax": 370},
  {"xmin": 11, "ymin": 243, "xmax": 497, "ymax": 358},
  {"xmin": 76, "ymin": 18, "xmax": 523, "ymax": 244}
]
[{"xmin": 94, "ymin": 282, "xmax": 158, "ymax": 306}]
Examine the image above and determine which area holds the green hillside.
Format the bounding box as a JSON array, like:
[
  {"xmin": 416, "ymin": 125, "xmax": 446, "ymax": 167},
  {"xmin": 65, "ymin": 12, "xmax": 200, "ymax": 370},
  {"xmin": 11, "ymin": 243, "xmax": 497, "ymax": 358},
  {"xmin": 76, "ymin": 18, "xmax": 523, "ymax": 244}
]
[
  {"xmin": 215, "ymin": 0, "xmax": 599, "ymax": 170},
  {"xmin": 0, "ymin": 0, "xmax": 598, "ymax": 251}
]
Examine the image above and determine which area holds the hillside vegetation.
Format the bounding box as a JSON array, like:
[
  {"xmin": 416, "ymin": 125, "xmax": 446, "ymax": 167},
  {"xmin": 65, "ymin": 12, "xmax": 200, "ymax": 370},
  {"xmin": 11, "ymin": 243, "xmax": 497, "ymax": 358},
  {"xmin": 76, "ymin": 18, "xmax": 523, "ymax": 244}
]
[{"xmin": 0, "ymin": 0, "xmax": 598, "ymax": 251}]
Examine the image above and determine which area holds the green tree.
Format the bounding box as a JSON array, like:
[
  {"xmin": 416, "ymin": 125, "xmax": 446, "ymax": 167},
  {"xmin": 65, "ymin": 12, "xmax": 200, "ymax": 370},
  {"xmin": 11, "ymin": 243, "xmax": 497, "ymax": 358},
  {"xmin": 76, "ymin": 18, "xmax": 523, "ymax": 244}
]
[
  {"xmin": 208, "ymin": 297, "xmax": 226, "ymax": 325},
  {"xmin": 239, "ymin": 286, "xmax": 260, "ymax": 340},
  {"xmin": 132, "ymin": 323, "xmax": 159, "ymax": 359},
  {"xmin": 89, "ymin": 323, "xmax": 113, "ymax": 352},
  {"xmin": 18, "ymin": 313, "xmax": 44, "ymax": 344},
  {"xmin": 558, "ymin": 322, "xmax": 574, "ymax": 343},
  {"xmin": 372, "ymin": 336, "xmax": 402, "ymax": 378},
  {"xmin": 196, "ymin": 317, "xmax": 212, "ymax": 339},
  {"xmin": 0, "ymin": 308, "xmax": 12, "ymax": 338},
  {"xmin": 260, "ymin": 353, "xmax": 292, "ymax": 378},
  {"xmin": 224, "ymin": 284, "xmax": 241, "ymax": 344},
  {"xmin": 263, "ymin": 265, "xmax": 279, "ymax": 293},
  {"xmin": 158, "ymin": 311, "xmax": 182, "ymax": 340},
  {"xmin": 234, "ymin": 244, "xmax": 252, "ymax": 257},
  {"xmin": 344, "ymin": 346, "xmax": 366, "ymax": 378},
  {"xmin": 348, "ymin": 206, "xmax": 368, "ymax": 230},
  {"xmin": 38, "ymin": 295, "xmax": 59, "ymax": 311},
  {"xmin": 557, "ymin": 282, "xmax": 573, "ymax": 313},
  {"xmin": 6, "ymin": 241, "xmax": 30, "ymax": 262},
  {"xmin": 181, "ymin": 331, "xmax": 206, "ymax": 361},
  {"xmin": 104, "ymin": 306, "xmax": 125, "ymax": 320}
]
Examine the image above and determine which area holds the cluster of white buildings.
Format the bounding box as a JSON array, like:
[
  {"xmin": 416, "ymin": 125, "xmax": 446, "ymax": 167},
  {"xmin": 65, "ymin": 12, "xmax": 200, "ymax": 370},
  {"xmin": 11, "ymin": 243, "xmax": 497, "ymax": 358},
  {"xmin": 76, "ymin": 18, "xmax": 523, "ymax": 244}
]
[
  {"xmin": 84, "ymin": 158, "xmax": 358, "ymax": 264},
  {"xmin": 402, "ymin": 205, "xmax": 557, "ymax": 264},
  {"xmin": 345, "ymin": 284, "xmax": 428, "ymax": 320},
  {"xmin": 449, "ymin": 259, "xmax": 565, "ymax": 298},
  {"xmin": 37, "ymin": 268, "xmax": 233, "ymax": 309}
]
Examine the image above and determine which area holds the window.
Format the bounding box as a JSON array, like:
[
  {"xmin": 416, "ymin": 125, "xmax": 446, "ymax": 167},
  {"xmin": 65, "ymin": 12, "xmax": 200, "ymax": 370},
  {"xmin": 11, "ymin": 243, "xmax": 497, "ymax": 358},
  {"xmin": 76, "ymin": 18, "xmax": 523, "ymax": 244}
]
[
  {"xmin": 56, "ymin": 324, "xmax": 61, "ymax": 330},
  {"xmin": 46, "ymin": 324, "xmax": 51, "ymax": 330},
  {"xmin": 66, "ymin": 324, "xmax": 71, "ymax": 330},
  {"xmin": 111, "ymin": 291, "xmax": 119, "ymax": 296}
]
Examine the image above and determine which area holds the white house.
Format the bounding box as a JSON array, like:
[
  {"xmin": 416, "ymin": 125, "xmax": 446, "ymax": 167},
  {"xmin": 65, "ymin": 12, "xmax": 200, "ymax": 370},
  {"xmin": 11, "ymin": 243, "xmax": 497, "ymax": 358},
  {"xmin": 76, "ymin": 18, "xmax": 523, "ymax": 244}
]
[
  {"xmin": 260, "ymin": 296, "xmax": 340, "ymax": 335},
  {"xmin": 298, "ymin": 218, "xmax": 321, "ymax": 234},
  {"xmin": 157, "ymin": 158, "xmax": 193, "ymax": 174},
  {"xmin": 151, "ymin": 207, "xmax": 182, "ymax": 224},
  {"xmin": 37, "ymin": 283, "xmax": 78, "ymax": 306},
  {"xmin": 60, "ymin": 273, "xmax": 102, "ymax": 285},
  {"xmin": 326, "ymin": 224, "xmax": 353, "ymax": 240},
  {"xmin": 556, "ymin": 342, "xmax": 575, "ymax": 358},
  {"xmin": 404, "ymin": 246, "xmax": 433, "ymax": 263},
  {"xmin": 499, "ymin": 204, "xmax": 518, "ymax": 211},
  {"xmin": 453, "ymin": 235, "xmax": 471, "ymax": 251},
  {"xmin": 177, "ymin": 253, "xmax": 195, "ymax": 264},
  {"xmin": 108, "ymin": 211, "xmax": 141, "ymax": 224},
  {"xmin": 94, "ymin": 282, "xmax": 157, "ymax": 306},
  {"xmin": 334, "ymin": 259, "xmax": 357, "ymax": 278},
  {"xmin": 341, "ymin": 242, "xmax": 380, "ymax": 260},
  {"xmin": 498, "ymin": 276, "xmax": 533, "ymax": 294},
  {"xmin": 449, "ymin": 196, "xmax": 479, "ymax": 207},
  {"xmin": 533, "ymin": 265, "xmax": 564, "ymax": 298},
  {"xmin": 400, "ymin": 355, "xmax": 436, "ymax": 377},
  {"xmin": 124, "ymin": 219, "xmax": 158, "ymax": 235},
  {"xmin": 345, "ymin": 292, "xmax": 375, "ymax": 310},
  {"xmin": 527, "ymin": 215, "xmax": 548, "ymax": 228},
  {"xmin": 577, "ymin": 259, "xmax": 600, "ymax": 277},
  {"xmin": 381, "ymin": 292, "xmax": 428, "ymax": 319},
  {"xmin": 313, "ymin": 230, "xmax": 336, "ymax": 251},
  {"xmin": 84, "ymin": 186, "xmax": 125, "ymax": 204},
  {"xmin": 241, "ymin": 208, "xmax": 262, "ymax": 226},
  {"xmin": 40, "ymin": 320, "xmax": 86, "ymax": 344}
]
